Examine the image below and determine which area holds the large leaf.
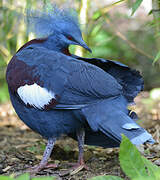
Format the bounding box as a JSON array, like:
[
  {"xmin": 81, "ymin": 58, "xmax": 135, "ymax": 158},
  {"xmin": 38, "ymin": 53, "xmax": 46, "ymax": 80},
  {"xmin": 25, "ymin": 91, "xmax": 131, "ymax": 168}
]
[
  {"xmin": 119, "ymin": 134, "xmax": 148, "ymax": 179},
  {"xmin": 120, "ymin": 135, "xmax": 160, "ymax": 179},
  {"xmin": 15, "ymin": 173, "xmax": 30, "ymax": 180},
  {"xmin": 154, "ymin": 169, "xmax": 160, "ymax": 179},
  {"xmin": 132, "ymin": 169, "xmax": 160, "ymax": 180},
  {"xmin": 0, "ymin": 176, "xmax": 14, "ymax": 180},
  {"xmin": 88, "ymin": 175, "xmax": 123, "ymax": 180},
  {"xmin": 142, "ymin": 157, "xmax": 159, "ymax": 178},
  {"xmin": 0, "ymin": 174, "xmax": 55, "ymax": 180},
  {"xmin": 32, "ymin": 177, "xmax": 55, "ymax": 180}
]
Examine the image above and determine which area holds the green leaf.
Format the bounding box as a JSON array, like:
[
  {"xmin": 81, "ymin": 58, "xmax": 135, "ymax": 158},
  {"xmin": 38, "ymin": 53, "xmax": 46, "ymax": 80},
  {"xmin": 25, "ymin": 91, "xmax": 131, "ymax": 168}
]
[
  {"xmin": 142, "ymin": 157, "xmax": 159, "ymax": 177},
  {"xmin": 154, "ymin": 169, "xmax": 160, "ymax": 179},
  {"xmin": 88, "ymin": 175, "xmax": 123, "ymax": 180},
  {"xmin": 133, "ymin": 176, "xmax": 156, "ymax": 180},
  {"xmin": 90, "ymin": 24, "xmax": 103, "ymax": 36},
  {"xmin": 0, "ymin": 174, "xmax": 55, "ymax": 180},
  {"xmin": 153, "ymin": 51, "xmax": 160, "ymax": 64},
  {"xmin": 16, "ymin": 173, "xmax": 30, "ymax": 180},
  {"xmin": 132, "ymin": 169, "xmax": 160, "ymax": 179},
  {"xmin": 32, "ymin": 177, "xmax": 55, "ymax": 180},
  {"xmin": 92, "ymin": 11, "xmax": 102, "ymax": 20},
  {"xmin": 120, "ymin": 135, "xmax": 160, "ymax": 180},
  {"xmin": 148, "ymin": 9, "xmax": 153, "ymax": 15},
  {"xmin": 111, "ymin": 0, "xmax": 125, "ymax": 7},
  {"xmin": 119, "ymin": 135, "xmax": 148, "ymax": 179},
  {"xmin": 0, "ymin": 176, "xmax": 14, "ymax": 180},
  {"xmin": 131, "ymin": 0, "xmax": 143, "ymax": 16}
]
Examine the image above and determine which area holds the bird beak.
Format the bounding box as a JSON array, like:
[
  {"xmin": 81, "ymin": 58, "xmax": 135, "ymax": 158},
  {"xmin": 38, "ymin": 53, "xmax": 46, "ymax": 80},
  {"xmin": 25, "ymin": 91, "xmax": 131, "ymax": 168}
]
[{"xmin": 79, "ymin": 39, "xmax": 92, "ymax": 53}]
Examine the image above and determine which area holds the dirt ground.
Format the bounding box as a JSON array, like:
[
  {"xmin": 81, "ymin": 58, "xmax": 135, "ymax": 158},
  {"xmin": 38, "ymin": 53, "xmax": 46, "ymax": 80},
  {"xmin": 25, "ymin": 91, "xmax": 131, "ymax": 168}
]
[{"xmin": 0, "ymin": 92, "xmax": 160, "ymax": 180}]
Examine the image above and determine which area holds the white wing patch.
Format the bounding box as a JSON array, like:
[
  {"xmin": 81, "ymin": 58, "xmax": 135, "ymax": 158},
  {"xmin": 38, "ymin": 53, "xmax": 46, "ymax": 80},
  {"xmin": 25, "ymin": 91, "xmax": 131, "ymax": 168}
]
[
  {"xmin": 122, "ymin": 123, "xmax": 140, "ymax": 130},
  {"xmin": 17, "ymin": 83, "xmax": 56, "ymax": 109}
]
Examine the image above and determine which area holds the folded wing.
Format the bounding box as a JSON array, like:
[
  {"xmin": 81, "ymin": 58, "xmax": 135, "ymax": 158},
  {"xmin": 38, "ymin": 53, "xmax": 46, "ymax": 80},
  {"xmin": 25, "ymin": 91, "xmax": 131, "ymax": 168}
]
[
  {"xmin": 7, "ymin": 46, "xmax": 122, "ymax": 110},
  {"xmin": 73, "ymin": 56, "xmax": 144, "ymax": 104}
]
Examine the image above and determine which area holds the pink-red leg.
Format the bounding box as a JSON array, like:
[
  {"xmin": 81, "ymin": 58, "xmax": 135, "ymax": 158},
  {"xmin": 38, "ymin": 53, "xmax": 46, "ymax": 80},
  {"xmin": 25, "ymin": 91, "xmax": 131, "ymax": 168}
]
[
  {"xmin": 69, "ymin": 128, "xmax": 88, "ymax": 175},
  {"xmin": 27, "ymin": 138, "xmax": 57, "ymax": 174}
]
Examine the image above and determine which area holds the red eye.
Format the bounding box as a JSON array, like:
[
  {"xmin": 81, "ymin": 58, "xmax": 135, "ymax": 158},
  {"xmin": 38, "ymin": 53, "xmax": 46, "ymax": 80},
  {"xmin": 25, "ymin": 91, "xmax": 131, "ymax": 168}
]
[{"xmin": 67, "ymin": 35, "xmax": 73, "ymax": 41}]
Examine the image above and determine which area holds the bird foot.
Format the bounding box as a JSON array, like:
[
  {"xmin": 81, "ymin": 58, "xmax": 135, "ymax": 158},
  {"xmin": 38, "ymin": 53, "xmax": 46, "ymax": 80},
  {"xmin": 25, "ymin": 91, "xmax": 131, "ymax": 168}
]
[
  {"xmin": 60, "ymin": 162, "xmax": 88, "ymax": 176},
  {"xmin": 69, "ymin": 162, "xmax": 89, "ymax": 175},
  {"xmin": 26, "ymin": 163, "xmax": 58, "ymax": 174}
]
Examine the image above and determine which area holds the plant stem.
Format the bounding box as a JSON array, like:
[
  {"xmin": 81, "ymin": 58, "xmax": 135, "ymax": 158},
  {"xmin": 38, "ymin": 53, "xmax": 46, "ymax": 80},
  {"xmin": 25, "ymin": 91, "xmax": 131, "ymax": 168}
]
[
  {"xmin": 75, "ymin": 0, "xmax": 90, "ymax": 56},
  {"xmin": 105, "ymin": 18, "xmax": 154, "ymax": 60}
]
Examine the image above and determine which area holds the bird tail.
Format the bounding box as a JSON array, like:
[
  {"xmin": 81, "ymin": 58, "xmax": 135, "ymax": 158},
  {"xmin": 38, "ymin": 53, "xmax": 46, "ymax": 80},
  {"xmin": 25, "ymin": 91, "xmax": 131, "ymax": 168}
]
[{"xmin": 81, "ymin": 95, "xmax": 154, "ymax": 146}]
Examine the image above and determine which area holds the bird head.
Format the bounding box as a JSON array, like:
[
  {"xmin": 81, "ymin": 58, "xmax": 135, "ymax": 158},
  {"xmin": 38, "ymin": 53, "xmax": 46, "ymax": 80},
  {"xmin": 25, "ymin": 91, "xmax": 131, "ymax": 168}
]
[{"xmin": 26, "ymin": 5, "xmax": 91, "ymax": 53}]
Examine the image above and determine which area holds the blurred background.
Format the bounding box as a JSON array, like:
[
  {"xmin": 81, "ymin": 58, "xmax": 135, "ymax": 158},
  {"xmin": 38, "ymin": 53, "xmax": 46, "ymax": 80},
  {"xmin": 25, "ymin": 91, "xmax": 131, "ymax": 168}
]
[
  {"xmin": 0, "ymin": 0, "xmax": 160, "ymax": 103},
  {"xmin": 0, "ymin": 1, "xmax": 160, "ymax": 178}
]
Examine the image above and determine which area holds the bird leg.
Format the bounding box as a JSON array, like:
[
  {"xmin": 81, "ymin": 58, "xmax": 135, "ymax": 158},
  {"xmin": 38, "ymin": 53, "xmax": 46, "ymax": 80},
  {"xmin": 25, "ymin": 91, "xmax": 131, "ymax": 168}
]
[
  {"xmin": 69, "ymin": 128, "xmax": 88, "ymax": 175},
  {"xmin": 27, "ymin": 137, "xmax": 57, "ymax": 173}
]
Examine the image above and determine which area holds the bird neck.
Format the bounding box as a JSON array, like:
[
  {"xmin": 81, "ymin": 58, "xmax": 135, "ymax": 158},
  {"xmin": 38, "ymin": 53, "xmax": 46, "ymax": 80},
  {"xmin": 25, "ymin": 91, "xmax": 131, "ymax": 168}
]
[
  {"xmin": 42, "ymin": 35, "xmax": 71, "ymax": 56},
  {"xmin": 17, "ymin": 35, "xmax": 71, "ymax": 56}
]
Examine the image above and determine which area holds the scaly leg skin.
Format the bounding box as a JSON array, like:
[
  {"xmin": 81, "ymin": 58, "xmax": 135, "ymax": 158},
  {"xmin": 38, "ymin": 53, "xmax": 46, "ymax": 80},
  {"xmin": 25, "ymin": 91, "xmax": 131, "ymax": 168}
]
[
  {"xmin": 27, "ymin": 138, "xmax": 57, "ymax": 174},
  {"xmin": 69, "ymin": 128, "xmax": 89, "ymax": 175}
]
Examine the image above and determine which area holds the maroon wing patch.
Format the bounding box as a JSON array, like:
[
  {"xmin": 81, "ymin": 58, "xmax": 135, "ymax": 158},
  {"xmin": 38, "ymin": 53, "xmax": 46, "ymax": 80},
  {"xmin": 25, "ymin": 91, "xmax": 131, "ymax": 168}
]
[{"xmin": 6, "ymin": 55, "xmax": 58, "ymax": 110}]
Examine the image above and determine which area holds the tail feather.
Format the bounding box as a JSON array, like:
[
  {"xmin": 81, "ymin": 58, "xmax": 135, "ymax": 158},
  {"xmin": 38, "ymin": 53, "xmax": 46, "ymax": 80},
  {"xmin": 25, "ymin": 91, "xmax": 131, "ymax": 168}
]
[{"xmin": 81, "ymin": 95, "xmax": 154, "ymax": 146}]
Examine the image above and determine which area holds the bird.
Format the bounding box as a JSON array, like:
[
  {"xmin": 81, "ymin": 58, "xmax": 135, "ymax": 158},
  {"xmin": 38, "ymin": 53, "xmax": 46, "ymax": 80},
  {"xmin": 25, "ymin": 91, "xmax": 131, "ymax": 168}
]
[{"xmin": 6, "ymin": 5, "xmax": 154, "ymax": 174}]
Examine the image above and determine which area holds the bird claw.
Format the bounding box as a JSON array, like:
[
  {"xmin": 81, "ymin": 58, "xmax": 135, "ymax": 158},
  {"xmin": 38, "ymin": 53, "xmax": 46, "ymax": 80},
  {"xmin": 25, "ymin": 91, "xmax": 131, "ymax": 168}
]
[
  {"xmin": 70, "ymin": 163, "xmax": 88, "ymax": 175},
  {"xmin": 60, "ymin": 162, "xmax": 88, "ymax": 176},
  {"xmin": 26, "ymin": 163, "xmax": 58, "ymax": 174}
]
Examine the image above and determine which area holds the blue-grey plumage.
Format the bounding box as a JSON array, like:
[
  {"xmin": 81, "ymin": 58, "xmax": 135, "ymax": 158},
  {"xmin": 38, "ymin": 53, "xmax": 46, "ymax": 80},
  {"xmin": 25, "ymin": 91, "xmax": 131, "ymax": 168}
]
[
  {"xmin": 6, "ymin": 5, "xmax": 154, "ymax": 174},
  {"xmin": 26, "ymin": 6, "xmax": 91, "ymax": 53}
]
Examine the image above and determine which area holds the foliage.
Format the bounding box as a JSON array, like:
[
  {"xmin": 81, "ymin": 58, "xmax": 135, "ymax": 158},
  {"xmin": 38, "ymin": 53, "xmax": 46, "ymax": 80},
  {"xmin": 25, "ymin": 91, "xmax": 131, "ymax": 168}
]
[
  {"xmin": 0, "ymin": 4, "xmax": 20, "ymax": 102},
  {"xmin": 0, "ymin": 0, "xmax": 46, "ymax": 103},
  {"xmin": 120, "ymin": 135, "xmax": 159, "ymax": 179},
  {"xmin": 89, "ymin": 175, "xmax": 123, "ymax": 180},
  {"xmin": 89, "ymin": 135, "xmax": 160, "ymax": 180},
  {"xmin": 153, "ymin": 51, "xmax": 160, "ymax": 64},
  {"xmin": 0, "ymin": 173, "xmax": 55, "ymax": 180},
  {"xmin": 130, "ymin": 0, "xmax": 143, "ymax": 16}
]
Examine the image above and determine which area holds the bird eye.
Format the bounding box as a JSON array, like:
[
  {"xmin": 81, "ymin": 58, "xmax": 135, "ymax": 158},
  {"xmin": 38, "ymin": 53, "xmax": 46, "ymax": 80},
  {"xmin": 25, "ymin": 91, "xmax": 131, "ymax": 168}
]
[{"xmin": 66, "ymin": 35, "xmax": 73, "ymax": 41}]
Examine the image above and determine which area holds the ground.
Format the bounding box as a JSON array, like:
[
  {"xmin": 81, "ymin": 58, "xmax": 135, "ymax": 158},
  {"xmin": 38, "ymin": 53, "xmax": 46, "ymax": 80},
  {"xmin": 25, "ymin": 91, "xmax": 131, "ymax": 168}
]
[{"xmin": 0, "ymin": 92, "xmax": 160, "ymax": 180}]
